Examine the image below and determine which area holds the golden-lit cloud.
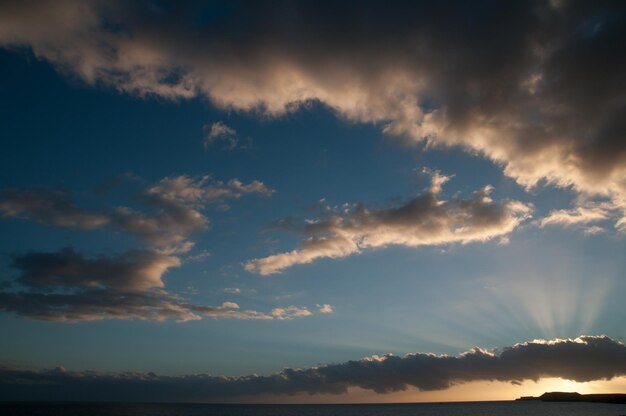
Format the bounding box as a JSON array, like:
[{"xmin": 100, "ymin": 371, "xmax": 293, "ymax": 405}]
[
  {"xmin": 1, "ymin": 0, "xmax": 624, "ymax": 229},
  {"xmin": 246, "ymin": 172, "xmax": 532, "ymax": 274}
]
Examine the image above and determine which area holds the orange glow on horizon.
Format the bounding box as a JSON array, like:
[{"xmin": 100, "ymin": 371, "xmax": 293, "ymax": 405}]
[{"xmin": 232, "ymin": 377, "xmax": 626, "ymax": 404}]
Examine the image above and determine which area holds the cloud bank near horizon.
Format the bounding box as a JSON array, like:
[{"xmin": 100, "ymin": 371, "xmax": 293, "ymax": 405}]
[
  {"xmin": 1, "ymin": 335, "xmax": 625, "ymax": 401},
  {"xmin": 1, "ymin": 0, "xmax": 625, "ymax": 229}
]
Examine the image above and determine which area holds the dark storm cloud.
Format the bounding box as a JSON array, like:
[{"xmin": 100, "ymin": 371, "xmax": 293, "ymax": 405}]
[
  {"xmin": 0, "ymin": 247, "xmax": 311, "ymax": 322},
  {"xmin": 1, "ymin": 336, "xmax": 625, "ymax": 401},
  {"xmin": 1, "ymin": 0, "xmax": 625, "ymax": 228},
  {"xmin": 246, "ymin": 172, "xmax": 532, "ymax": 274},
  {"xmin": 0, "ymin": 188, "xmax": 109, "ymax": 229}
]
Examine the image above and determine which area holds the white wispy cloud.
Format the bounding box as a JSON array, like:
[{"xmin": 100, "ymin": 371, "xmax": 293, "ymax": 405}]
[{"xmin": 538, "ymin": 201, "xmax": 616, "ymax": 234}]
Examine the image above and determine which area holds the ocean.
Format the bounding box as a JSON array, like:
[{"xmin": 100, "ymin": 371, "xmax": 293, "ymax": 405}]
[{"xmin": 2, "ymin": 401, "xmax": 626, "ymax": 416}]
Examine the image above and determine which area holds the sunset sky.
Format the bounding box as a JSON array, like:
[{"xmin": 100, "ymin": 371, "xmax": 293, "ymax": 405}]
[{"xmin": 1, "ymin": 0, "xmax": 626, "ymax": 403}]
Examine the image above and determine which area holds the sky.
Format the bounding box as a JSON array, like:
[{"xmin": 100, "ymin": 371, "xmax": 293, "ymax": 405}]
[{"xmin": 0, "ymin": 0, "xmax": 626, "ymax": 403}]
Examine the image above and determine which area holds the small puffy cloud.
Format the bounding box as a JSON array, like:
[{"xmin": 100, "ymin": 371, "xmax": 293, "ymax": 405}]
[
  {"xmin": 246, "ymin": 173, "xmax": 532, "ymax": 275},
  {"xmin": 203, "ymin": 121, "xmax": 238, "ymax": 150},
  {"xmin": 317, "ymin": 304, "xmax": 334, "ymax": 314},
  {"xmin": 0, "ymin": 189, "xmax": 109, "ymax": 229},
  {"xmin": 1, "ymin": 336, "xmax": 625, "ymax": 401},
  {"xmin": 271, "ymin": 306, "xmax": 312, "ymax": 320},
  {"xmin": 223, "ymin": 288, "xmax": 241, "ymax": 294}
]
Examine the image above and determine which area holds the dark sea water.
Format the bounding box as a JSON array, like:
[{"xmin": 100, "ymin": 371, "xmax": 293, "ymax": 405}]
[{"xmin": 2, "ymin": 402, "xmax": 626, "ymax": 416}]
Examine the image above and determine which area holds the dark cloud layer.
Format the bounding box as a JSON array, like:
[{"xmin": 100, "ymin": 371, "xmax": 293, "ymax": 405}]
[
  {"xmin": 11, "ymin": 247, "xmax": 179, "ymax": 292},
  {"xmin": 1, "ymin": 336, "xmax": 624, "ymax": 401},
  {"xmin": 1, "ymin": 0, "xmax": 624, "ymax": 226},
  {"xmin": 0, "ymin": 177, "xmax": 281, "ymax": 322},
  {"xmin": 0, "ymin": 248, "xmax": 307, "ymax": 323},
  {"xmin": 0, "ymin": 189, "xmax": 109, "ymax": 229}
]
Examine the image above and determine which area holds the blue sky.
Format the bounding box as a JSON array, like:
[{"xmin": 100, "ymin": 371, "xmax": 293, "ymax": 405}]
[{"xmin": 1, "ymin": 0, "xmax": 626, "ymax": 402}]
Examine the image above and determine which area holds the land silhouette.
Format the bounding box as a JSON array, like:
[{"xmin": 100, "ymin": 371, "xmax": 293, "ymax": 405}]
[{"xmin": 517, "ymin": 392, "xmax": 626, "ymax": 404}]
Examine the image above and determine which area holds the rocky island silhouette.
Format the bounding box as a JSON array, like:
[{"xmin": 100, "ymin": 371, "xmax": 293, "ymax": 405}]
[{"xmin": 517, "ymin": 392, "xmax": 626, "ymax": 404}]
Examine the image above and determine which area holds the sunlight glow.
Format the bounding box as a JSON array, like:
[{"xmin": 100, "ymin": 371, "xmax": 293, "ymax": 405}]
[{"xmin": 235, "ymin": 377, "xmax": 626, "ymax": 404}]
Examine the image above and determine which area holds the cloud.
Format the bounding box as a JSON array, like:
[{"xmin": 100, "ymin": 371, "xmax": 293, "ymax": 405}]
[
  {"xmin": 112, "ymin": 175, "xmax": 273, "ymax": 246},
  {"xmin": 10, "ymin": 247, "xmax": 180, "ymax": 293},
  {"xmin": 0, "ymin": 290, "xmax": 276, "ymax": 323},
  {"xmin": 147, "ymin": 175, "xmax": 273, "ymax": 203},
  {"xmin": 186, "ymin": 250, "xmax": 210, "ymax": 262},
  {"xmin": 0, "ymin": 188, "xmax": 109, "ymax": 229},
  {"xmin": 0, "ymin": 247, "xmax": 313, "ymax": 323},
  {"xmin": 317, "ymin": 304, "xmax": 334, "ymax": 314},
  {"xmin": 0, "ymin": 176, "xmax": 276, "ymax": 323},
  {"xmin": 223, "ymin": 287, "xmax": 241, "ymax": 294},
  {"xmin": 1, "ymin": 1, "xmax": 624, "ymax": 226},
  {"xmin": 0, "ymin": 175, "xmax": 274, "ymax": 247},
  {"xmin": 111, "ymin": 205, "xmax": 208, "ymax": 247},
  {"xmin": 538, "ymin": 201, "xmax": 616, "ymax": 234},
  {"xmin": 1, "ymin": 335, "xmax": 625, "ymax": 401},
  {"xmin": 203, "ymin": 121, "xmax": 238, "ymax": 150},
  {"xmin": 246, "ymin": 172, "xmax": 532, "ymax": 274},
  {"xmin": 271, "ymin": 306, "xmax": 312, "ymax": 320}
]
